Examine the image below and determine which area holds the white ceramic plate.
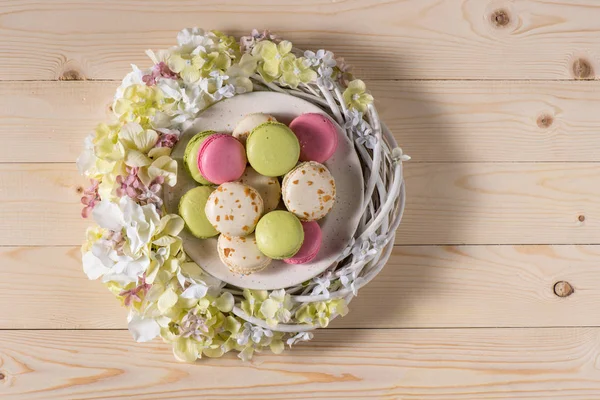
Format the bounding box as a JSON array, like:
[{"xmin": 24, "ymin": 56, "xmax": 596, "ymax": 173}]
[{"xmin": 164, "ymin": 91, "xmax": 364, "ymax": 289}]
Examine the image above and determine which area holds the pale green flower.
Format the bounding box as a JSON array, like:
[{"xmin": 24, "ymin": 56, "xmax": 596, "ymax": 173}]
[
  {"xmin": 240, "ymin": 289, "xmax": 269, "ymax": 317},
  {"xmin": 251, "ymin": 40, "xmax": 292, "ymax": 82},
  {"xmin": 211, "ymin": 30, "xmax": 241, "ymax": 60},
  {"xmin": 118, "ymin": 123, "xmax": 159, "ymax": 167},
  {"xmin": 81, "ymin": 225, "xmax": 105, "ymax": 254},
  {"xmin": 137, "ymin": 155, "xmax": 177, "ymax": 187},
  {"xmin": 114, "ymin": 84, "xmax": 163, "ymax": 125},
  {"xmin": 279, "ymin": 55, "xmax": 317, "ymax": 88},
  {"xmin": 259, "ymin": 289, "xmax": 292, "ymax": 327},
  {"xmin": 342, "ymin": 79, "xmax": 374, "ymax": 113},
  {"xmin": 226, "ymin": 54, "xmax": 258, "ymax": 94},
  {"xmin": 167, "ymin": 51, "xmax": 203, "ymax": 84},
  {"xmin": 295, "ymin": 298, "xmax": 349, "ymax": 328}
]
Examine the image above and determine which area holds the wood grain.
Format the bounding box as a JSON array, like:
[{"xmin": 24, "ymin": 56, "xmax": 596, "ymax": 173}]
[
  {"xmin": 6, "ymin": 80, "xmax": 600, "ymax": 163},
  {"xmin": 1, "ymin": 329, "xmax": 600, "ymax": 399},
  {"xmin": 1, "ymin": 162, "xmax": 598, "ymax": 246},
  {"xmin": 2, "ymin": 245, "xmax": 599, "ymax": 329},
  {"xmin": 400, "ymin": 162, "xmax": 600, "ymax": 245},
  {"xmin": 1, "ymin": 0, "xmax": 600, "ymax": 80}
]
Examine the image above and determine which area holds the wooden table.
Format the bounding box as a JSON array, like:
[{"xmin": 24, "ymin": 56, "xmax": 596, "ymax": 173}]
[{"xmin": 1, "ymin": 1, "xmax": 599, "ymax": 398}]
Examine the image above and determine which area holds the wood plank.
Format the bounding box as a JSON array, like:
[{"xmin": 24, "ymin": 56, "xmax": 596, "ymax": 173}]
[
  {"xmin": 2, "ymin": 245, "xmax": 599, "ymax": 329},
  {"xmin": 0, "ymin": 164, "xmax": 89, "ymax": 246},
  {"xmin": 1, "ymin": 328, "xmax": 599, "ymax": 399},
  {"xmin": 5, "ymin": 80, "xmax": 600, "ymax": 163},
  {"xmin": 399, "ymin": 162, "xmax": 600, "ymax": 245},
  {"xmin": 1, "ymin": 162, "xmax": 599, "ymax": 246},
  {"xmin": 1, "ymin": 0, "xmax": 600, "ymax": 80}
]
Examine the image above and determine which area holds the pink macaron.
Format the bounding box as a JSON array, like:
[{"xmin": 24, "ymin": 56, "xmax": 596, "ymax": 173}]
[
  {"xmin": 283, "ymin": 221, "xmax": 322, "ymax": 264},
  {"xmin": 198, "ymin": 133, "xmax": 247, "ymax": 184},
  {"xmin": 289, "ymin": 113, "xmax": 339, "ymax": 163}
]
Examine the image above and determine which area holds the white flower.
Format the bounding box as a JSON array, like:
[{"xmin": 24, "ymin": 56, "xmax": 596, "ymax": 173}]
[
  {"xmin": 128, "ymin": 313, "xmax": 161, "ymax": 343},
  {"xmin": 181, "ymin": 283, "xmax": 208, "ymax": 299},
  {"xmin": 259, "ymin": 289, "xmax": 292, "ymax": 327},
  {"xmin": 304, "ymin": 49, "xmax": 336, "ymax": 68},
  {"xmin": 114, "ymin": 64, "xmax": 145, "ymax": 102},
  {"xmin": 83, "ymin": 197, "xmax": 160, "ymax": 284},
  {"xmin": 76, "ymin": 134, "xmax": 98, "ymax": 176},
  {"xmin": 286, "ymin": 331, "xmax": 314, "ymax": 348},
  {"xmin": 344, "ymin": 109, "xmax": 363, "ymax": 129},
  {"xmin": 311, "ymin": 272, "xmax": 332, "ymax": 298},
  {"xmin": 340, "ymin": 271, "xmax": 364, "ymax": 297},
  {"xmin": 354, "ymin": 120, "xmax": 377, "ymax": 149},
  {"xmin": 352, "ymin": 239, "xmax": 378, "ymax": 262},
  {"xmin": 316, "ymin": 65, "xmax": 335, "ymax": 90},
  {"xmin": 176, "ymin": 27, "xmax": 213, "ymax": 51},
  {"xmin": 392, "ymin": 147, "xmax": 411, "ymax": 163},
  {"xmin": 157, "ymin": 79, "xmax": 206, "ymax": 124},
  {"xmin": 200, "ymin": 71, "xmax": 236, "ymax": 101},
  {"xmin": 369, "ymin": 232, "xmax": 388, "ymax": 250},
  {"xmin": 237, "ymin": 322, "xmax": 273, "ymax": 346}
]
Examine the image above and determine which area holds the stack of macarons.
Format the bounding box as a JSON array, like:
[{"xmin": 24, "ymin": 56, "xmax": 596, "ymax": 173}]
[{"xmin": 179, "ymin": 112, "xmax": 339, "ymax": 276}]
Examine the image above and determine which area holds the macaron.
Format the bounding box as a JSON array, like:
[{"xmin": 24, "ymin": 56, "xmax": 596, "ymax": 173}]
[
  {"xmin": 178, "ymin": 186, "xmax": 219, "ymax": 239},
  {"xmin": 282, "ymin": 161, "xmax": 336, "ymax": 221},
  {"xmin": 198, "ymin": 133, "xmax": 246, "ymax": 184},
  {"xmin": 239, "ymin": 166, "xmax": 281, "ymax": 214},
  {"xmin": 283, "ymin": 221, "xmax": 322, "ymax": 265},
  {"xmin": 205, "ymin": 182, "xmax": 264, "ymax": 237},
  {"xmin": 233, "ymin": 113, "xmax": 276, "ymax": 145},
  {"xmin": 255, "ymin": 211, "xmax": 304, "ymax": 259},
  {"xmin": 246, "ymin": 121, "xmax": 300, "ymax": 177},
  {"xmin": 217, "ymin": 233, "xmax": 272, "ymax": 275},
  {"xmin": 183, "ymin": 130, "xmax": 215, "ymax": 185},
  {"xmin": 289, "ymin": 113, "xmax": 339, "ymax": 163}
]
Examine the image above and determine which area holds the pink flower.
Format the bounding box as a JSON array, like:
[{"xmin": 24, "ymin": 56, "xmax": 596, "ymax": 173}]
[
  {"xmin": 156, "ymin": 133, "xmax": 179, "ymax": 148},
  {"xmin": 116, "ymin": 167, "xmax": 164, "ymax": 210},
  {"xmin": 116, "ymin": 167, "xmax": 141, "ymax": 198},
  {"xmin": 240, "ymin": 29, "xmax": 279, "ymax": 53},
  {"xmin": 119, "ymin": 275, "xmax": 152, "ymax": 307},
  {"xmin": 81, "ymin": 179, "xmax": 100, "ymax": 218},
  {"xmin": 142, "ymin": 62, "xmax": 178, "ymax": 86}
]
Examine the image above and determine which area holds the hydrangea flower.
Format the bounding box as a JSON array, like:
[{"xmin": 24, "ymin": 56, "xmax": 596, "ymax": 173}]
[
  {"xmin": 81, "ymin": 179, "xmax": 100, "ymax": 218},
  {"xmin": 240, "ymin": 29, "xmax": 278, "ymax": 53},
  {"xmin": 142, "ymin": 62, "xmax": 179, "ymax": 86},
  {"xmin": 113, "ymin": 84, "xmax": 164, "ymax": 126},
  {"xmin": 343, "ymin": 79, "xmax": 374, "ymax": 113},
  {"xmin": 295, "ymin": 298, "xmax": 349, "ymax": 328},
  {"xmin": 258, "ymin": 289, "xmax": 293, "ymax": 327},
  {"xmin": 279, "ymin": 55, "xmax": 317, "ymax": 88},
  {"xmin": 286, "ymin": 331, "xmax": 314, "ymax": 348},
  {"xmin": 226, "ymin": 54, "xmax": 258, "ymax": 94},
  {"xmin": 252, "ymin": 40, "xmax": 293, "ymax": 82},
  {"xmin": 304, "ymin": 49, "xmax": 336, "ymax": 68}
]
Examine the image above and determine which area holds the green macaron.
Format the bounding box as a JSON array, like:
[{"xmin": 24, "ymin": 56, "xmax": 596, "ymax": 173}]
[
  {"xmin": 246, "ymin": 122, "xmax": 300, "ymax": 177},
  {"xmin": 178, "ymin": 186, "xmax": 219, "ymax": 239},
  {"xmin": 183, "ymin": 130, "xmax": 215, "ymax": 185},
  {"xmin": 255, "ymin": 210, "xmax": 304, "ymax": 259}
]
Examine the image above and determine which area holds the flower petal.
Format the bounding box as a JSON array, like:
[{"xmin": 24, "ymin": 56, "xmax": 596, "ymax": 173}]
[
  {"xmin": 128, "ymin": 314, "xmax": 160, "ymax": 342},
  {"xmin": 181, "ymin": 283, "xmax": 208, "ymax": 299},
  {"xmin": 92, "ymin": 200, "xmax": 124, "ymax": 231}
]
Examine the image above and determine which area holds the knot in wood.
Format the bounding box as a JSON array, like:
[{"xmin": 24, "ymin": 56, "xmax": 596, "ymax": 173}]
[
  {"xmin": 491, "ymin": 9, "xmax": 510, "ymax": 27},
  {"xmin": 554, "ymin": 281, "xmax": 574, "ymax": 297},
  {"xmin": 0, "ymin": 372, "xmax": 5, "ymax": 380},
  {"xmin": 60, "ymin": 69, "xmax": 84, "ymax": 81},
  {"xmin": 578, "ymin": 215, "xmax": 585, "ymax": 222},
  {"xmin": 536, "ymin": 114, "xmax": 553, "ymax": 129},
  {"xmin": 76, "ymin": 186, "xmax": 84, "ymax": 194},
  {"xmin": 572, "ymin": 59, "xmax": 594, "ymax": 79}
]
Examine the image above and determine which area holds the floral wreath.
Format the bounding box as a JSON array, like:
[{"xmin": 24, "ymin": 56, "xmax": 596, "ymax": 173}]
[{"xmin": 78, "ymin": 28, "xmax": 407, "ymax": 362}]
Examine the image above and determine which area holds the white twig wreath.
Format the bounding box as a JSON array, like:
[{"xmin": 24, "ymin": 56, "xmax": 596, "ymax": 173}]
[{"xmin": 77, "ymin": 28, "xmax": 407, "ymax": 361}]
